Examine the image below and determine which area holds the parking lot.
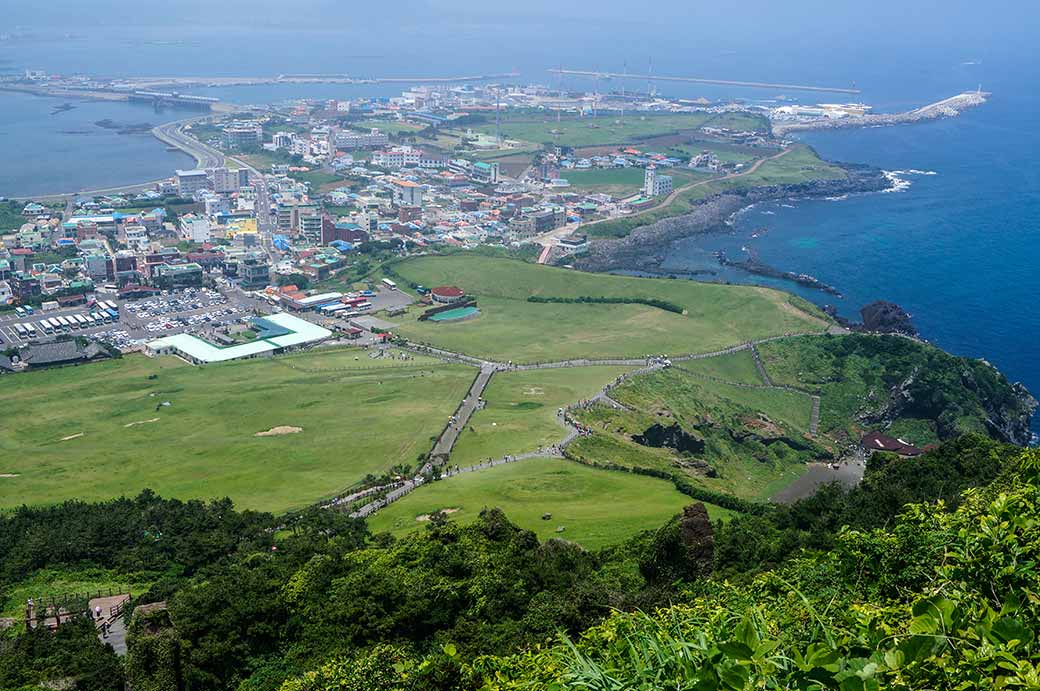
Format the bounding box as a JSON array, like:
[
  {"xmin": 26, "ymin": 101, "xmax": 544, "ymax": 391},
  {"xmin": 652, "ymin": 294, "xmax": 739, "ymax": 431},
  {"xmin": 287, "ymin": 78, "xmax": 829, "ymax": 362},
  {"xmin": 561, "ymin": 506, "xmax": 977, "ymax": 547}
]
[{"xmin": 1, "ymin": 288, "xmax": 257, "ymax": 351}]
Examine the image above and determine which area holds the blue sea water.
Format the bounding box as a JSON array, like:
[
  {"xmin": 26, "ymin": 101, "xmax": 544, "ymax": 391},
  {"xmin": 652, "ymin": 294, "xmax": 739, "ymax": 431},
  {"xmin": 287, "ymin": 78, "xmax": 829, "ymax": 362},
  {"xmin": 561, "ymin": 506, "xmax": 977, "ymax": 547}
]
[{"xmin": 0, "ymin": 8, "xmax": 1037, "ymax": 431}]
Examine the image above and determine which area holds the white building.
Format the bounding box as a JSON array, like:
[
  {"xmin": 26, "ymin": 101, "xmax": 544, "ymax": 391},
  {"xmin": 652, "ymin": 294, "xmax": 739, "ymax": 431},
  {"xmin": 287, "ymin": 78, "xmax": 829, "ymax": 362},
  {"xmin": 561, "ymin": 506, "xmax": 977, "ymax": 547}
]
[
  {"xmin": 336, "ymin": 128, "xmax": 390, "ymax": 150},
  {"xmin": 643, "ymin": 166, "xmax": 673, "ymax": 197},
  {"xmin": 179, "ymin": 215, "xmax": 212, "ymax": 243}
]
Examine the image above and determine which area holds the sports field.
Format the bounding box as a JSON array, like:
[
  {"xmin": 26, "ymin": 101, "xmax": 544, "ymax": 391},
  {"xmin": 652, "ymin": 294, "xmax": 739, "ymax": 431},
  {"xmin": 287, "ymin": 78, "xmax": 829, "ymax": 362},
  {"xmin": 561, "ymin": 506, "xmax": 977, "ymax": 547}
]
[
  {"xmin": 390, "ymin": 256, "xmax": 831, "ymax": 362},
  {"xmin": 0, "ymin": 348, "xmax": 472, "ymax": 512},
  {"xmin": 450, "ymin": 366, "xmax": 633, "ymax": 467},
  {"xmin": 367, "ymin": 457, "xmax": 727, "ymax": 549}
]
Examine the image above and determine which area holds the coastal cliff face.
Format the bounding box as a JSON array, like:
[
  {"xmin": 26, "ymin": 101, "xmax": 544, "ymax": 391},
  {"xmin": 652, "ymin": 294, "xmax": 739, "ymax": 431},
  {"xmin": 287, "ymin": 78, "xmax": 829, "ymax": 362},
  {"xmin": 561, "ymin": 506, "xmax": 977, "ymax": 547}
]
[{"xmin": 574, "ymin": 166, "xmax": 890, "ymax": 273}]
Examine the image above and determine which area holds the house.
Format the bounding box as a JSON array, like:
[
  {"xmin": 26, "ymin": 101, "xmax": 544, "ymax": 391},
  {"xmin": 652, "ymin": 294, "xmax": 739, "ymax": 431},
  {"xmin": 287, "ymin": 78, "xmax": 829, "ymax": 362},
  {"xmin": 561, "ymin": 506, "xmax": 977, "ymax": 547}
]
[{"xmin": 860, "ymin": 432, "xmax": 925, "ymax": 457}]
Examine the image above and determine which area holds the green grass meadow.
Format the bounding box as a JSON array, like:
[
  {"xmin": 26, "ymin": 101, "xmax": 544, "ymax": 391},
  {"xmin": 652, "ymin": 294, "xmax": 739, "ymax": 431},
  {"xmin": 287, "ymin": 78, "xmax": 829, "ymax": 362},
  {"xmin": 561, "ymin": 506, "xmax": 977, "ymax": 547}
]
[
  {"xmin": 390, "ymin": 255, "xmax": 830, "ymax": 362},
  {"xmin": 0, "ymin": 348, "xmax": 473, "ymax": 512},
  {"xmin": 367, "ymin": 457, "xmax": 722, "ymax": 550},
  {"xmin": 450, "ymin": 366, "xmax": 633, "ymax": 467}
]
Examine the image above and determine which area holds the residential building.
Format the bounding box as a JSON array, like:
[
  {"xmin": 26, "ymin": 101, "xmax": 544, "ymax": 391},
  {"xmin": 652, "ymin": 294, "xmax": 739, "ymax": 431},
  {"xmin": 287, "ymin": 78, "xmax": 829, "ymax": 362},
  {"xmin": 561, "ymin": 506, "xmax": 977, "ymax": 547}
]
[
  {"xmin": 471, "ymin": 161, "xmax": 500, "ymax": 184},
  {"xmin": 335, "ymin": 128, "xmax": 390, "ymax": 150},
  {"xmin": 390, "ymin": 178, "xmax": 424, "ymax": 207},
  {"xmin": 179, "ymin": 215, "xmax": 212, "ymax": 243},
  {"xmin": 238, "ymin": 253, "xmax": 271, "ymax": 290},
  {"xmin": 223, "ymin": 121, "xmax": 263, "ymax": 149},
  {"xmin": 176, "ymin": 169, "xmax": 211, "ymax": 196},
  {"xmin": 643, "ymin": 166, "xmax": 672, "ymax": 197}
]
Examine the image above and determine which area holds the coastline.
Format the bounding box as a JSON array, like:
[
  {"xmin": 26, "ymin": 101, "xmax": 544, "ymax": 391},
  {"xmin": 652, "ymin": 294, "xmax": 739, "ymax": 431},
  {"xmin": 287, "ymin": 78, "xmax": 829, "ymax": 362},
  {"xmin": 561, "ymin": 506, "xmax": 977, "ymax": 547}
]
[{"xmin": 574, "ymin": 163, "xmax": 892, "ymax": 275}]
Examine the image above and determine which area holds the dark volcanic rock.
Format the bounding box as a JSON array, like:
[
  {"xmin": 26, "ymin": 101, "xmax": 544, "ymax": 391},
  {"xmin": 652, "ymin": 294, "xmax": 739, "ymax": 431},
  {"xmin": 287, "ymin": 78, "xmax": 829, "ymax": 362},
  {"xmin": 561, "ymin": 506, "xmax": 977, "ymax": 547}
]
[
  {"xmin": 633, "ymin": 422, "xmax": 706, "ymax": 454},
  {"xmin": 859, "ymin": 301, "xmax": 918, "ymax": 337},
  {"xmin": 640, "ymin": 502, "xmax": 715, "ymax": 584}
]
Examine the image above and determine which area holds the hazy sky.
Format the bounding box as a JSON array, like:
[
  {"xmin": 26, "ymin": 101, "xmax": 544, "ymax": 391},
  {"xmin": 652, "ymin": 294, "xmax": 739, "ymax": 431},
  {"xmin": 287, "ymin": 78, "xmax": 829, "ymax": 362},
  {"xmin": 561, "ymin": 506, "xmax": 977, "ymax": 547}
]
[{"xmin": 7, "ymin": 0, "xmax": 1038, "ymax": 47}]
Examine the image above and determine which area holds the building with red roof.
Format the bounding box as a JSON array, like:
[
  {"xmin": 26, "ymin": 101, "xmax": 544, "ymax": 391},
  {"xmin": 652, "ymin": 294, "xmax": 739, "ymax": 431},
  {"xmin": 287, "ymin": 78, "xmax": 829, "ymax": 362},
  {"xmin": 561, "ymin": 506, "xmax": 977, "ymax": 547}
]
[{"xmin": 430, "ymin": 285, "xmax": 465, "ymax": 304}]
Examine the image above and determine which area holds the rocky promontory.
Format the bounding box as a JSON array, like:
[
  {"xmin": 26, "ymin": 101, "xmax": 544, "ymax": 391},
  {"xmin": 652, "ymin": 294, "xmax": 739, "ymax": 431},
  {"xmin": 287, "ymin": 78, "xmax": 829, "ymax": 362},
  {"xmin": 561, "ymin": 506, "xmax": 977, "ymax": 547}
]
[{"xmin": 574, "ymin": 165, "xmax": 890, "ymax": 273}]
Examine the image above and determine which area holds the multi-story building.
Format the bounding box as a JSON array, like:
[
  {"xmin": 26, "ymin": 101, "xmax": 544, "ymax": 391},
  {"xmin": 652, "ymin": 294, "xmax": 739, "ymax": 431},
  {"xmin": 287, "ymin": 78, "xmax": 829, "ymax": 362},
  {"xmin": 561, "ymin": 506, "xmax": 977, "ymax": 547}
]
[
  {"xmin": 9, "ymin": 272, "xmax": 41, "ymax": 303},
  {"xmin": 179, "ymin": 215, "xmax": 212, "ymax": 243},
  {"xmin": 390, "ymin": 179, "xmax": 424, "ymax": 207},
  {"xmin": 223, "ymin": 121, "xmax": 263, "ymax": 149},
  {"xmin": 275, "ymin": 201, "xmax": 320, "ymax": 234},
  {"xmin": 299, "ymin": 212, "xmax": 324, "ymax": 244},
  {"xmin": 336, "ymin": 128, "xmax": 390, "ymax": 150},
  {"xmin": 152, "ymin": 263, "xmax": 204, "ymax": 290},
  {"xmin": 238, "ymin": 253, "xmax": 271, "ymax": 290},
  {"xmin": 272, "ymin": 131, "xmax": 295, "ymax": 150},
  {"xmin": 471, "ymin": 161, "xmax": 500, "ymax": 184},
  {"xmin": 176, "ymin": 169, "xmax": 211, "ymax": 196},
  {"xmin": 643, "ymin": 166, "xmax": 673, "ymax": 197},
  {"xmin": 209, "ymin": 166, "xmax": 250, "ymax": 194}
]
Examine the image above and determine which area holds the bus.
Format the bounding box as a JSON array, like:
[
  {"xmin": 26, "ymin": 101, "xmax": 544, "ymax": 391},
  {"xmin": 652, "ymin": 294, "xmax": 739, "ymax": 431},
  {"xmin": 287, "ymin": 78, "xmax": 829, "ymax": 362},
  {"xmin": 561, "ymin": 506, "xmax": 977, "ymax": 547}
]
[
  {"xmin": 24, "ymin": 305, "xmax": 34, "ymax": 315},
  {"xmin": 13, "ymin": 324, "xmax": 28, "ymax": 339},
  {"xmin": 102, "ymin": 300, "xmax": 117, "ymax": 311},
  {"xmin": 40, "ymin": 319, "xmax": 54, "ymax": 334},
  {"xmin": 14, "ymin": 307, "xmax": 25, "ymax": 317},
  {"xmin": 25, "ymin": 324, "xmax": 38, "ymax": 338},
  {"xmin": 381, "ymin": 278, "xmax": 397, "ymax": 291},
  {"xmin": 74, "ymin": 314, "xmax": 89, "ymax": 328},
  {"xmin": 354, "ymin": 301, "xmax": 373, "ymax": 311}
]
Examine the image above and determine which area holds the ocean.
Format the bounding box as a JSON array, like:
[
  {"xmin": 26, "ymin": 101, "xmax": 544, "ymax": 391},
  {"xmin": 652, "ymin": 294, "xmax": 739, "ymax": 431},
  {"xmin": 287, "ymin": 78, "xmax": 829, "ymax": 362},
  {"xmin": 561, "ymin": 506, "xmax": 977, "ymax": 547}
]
[{"xmin": 0, "ymin": 12, "xmax": 1037, "ymax": 432}]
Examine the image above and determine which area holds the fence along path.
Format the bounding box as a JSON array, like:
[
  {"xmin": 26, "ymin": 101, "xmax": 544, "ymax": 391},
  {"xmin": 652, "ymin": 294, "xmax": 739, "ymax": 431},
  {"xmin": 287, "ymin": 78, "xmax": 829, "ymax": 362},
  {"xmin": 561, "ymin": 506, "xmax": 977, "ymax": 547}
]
[{"xmin": 333, "ymin": 332, "xmax": 830, "ymax": 518}]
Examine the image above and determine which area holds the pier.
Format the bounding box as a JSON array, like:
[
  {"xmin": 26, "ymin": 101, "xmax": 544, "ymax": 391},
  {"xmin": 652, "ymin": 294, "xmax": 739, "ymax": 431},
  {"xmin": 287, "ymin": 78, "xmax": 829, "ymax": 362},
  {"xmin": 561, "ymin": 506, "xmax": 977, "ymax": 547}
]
[
  {"xmin": 548, "ymin": 68, "xmax": 861, "ymax": 94},
  {"xmin": 772, "ymin": 91, "xmax": 990, "ymax": 135}
]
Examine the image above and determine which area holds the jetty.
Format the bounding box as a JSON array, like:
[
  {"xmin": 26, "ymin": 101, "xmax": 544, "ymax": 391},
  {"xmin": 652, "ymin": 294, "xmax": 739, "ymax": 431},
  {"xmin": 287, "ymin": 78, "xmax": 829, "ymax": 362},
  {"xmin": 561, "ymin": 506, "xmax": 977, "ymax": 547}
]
[
  {"xmin": 772, "ymin": 91, "xmax": 990, "ymax": 135},
  {"xmin": 548, "ymin": 68, "xmax": 861, "ymax": 94}
]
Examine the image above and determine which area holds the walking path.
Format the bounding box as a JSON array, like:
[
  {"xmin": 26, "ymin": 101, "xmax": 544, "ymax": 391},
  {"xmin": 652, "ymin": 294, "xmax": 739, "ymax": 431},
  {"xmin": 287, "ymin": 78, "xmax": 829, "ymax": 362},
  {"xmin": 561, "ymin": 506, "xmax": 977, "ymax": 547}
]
[{"xmin": 331, "ymin": 331, "xmax": 838, "ymax": 519}]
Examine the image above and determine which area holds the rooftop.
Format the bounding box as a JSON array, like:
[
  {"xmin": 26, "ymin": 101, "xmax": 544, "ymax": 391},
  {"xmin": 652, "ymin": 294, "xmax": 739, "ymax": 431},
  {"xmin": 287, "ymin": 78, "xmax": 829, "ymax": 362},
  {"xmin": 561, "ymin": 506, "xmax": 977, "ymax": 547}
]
[{"xmin": 146, "ymin": 313, "xmax": 332, "ymax": 364}]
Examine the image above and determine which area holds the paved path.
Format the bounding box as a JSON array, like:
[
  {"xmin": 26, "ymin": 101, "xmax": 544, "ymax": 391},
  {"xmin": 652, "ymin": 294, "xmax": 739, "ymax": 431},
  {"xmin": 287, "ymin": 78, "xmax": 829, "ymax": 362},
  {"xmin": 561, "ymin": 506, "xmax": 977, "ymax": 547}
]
[
  {"xmin": 430, "ymin": 364, "xmax": 497, "ymax": 461},
  {"xmin": 89, "ymin": 594, "xmax": 130, "ymax": 656},
  {"xmin": 334, "ymin": 331, "xmax": 844, "ymax": 520}
]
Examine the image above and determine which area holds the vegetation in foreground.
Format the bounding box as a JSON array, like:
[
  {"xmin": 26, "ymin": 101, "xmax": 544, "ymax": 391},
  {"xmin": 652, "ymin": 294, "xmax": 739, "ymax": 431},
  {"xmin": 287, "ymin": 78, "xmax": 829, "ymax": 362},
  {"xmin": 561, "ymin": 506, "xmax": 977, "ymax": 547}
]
[
  {"xmin": 390, "ymin": 255, "xmax": 829, "ymax": 362},
  {"xmin": 0, "ymin": 348, "xmax": 472, "ymax": 512},
  {"xmin": 0, "ymin": 434, "xmax": 1029, "ymax": 691}
]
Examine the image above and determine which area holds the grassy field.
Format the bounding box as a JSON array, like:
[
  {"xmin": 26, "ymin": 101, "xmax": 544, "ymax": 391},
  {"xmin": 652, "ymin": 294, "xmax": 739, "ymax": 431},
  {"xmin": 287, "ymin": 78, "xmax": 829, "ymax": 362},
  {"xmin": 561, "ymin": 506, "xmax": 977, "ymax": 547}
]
[
  {"xmin": 450, "ymin": 366, "xmax": 633, "ymax": 467},
  {"xmin": 289, "ymin": 169, "xmax": 345, "ymax": 192},
  {"xmin": 567, "ymin": 365, "xmax": 820, "ymax": 501},
  {"xmin": 351, "ymin": 119, "xmax": 424, "ymax": 135},
  {"xmin": 676, "ymin": 349, "xmax": 765, "ymax": 385},
  {"xmin": 562, "ymin": 167, "xmax": 648, "ymax": 196},
  {"xmin": 389, "ymin": 255, "xmax": 830, "ymax": 362},
  {"xmin": 0, "ymin": 348, "xmax": 473, "ymax": 512},
  {"xmin": 1, "ymin": 568, "xmax": 153, "ymax": 618},
  {"xmin": 471, "ymin": 113, "xmax": 714, "ymax": 149},
  {"xmin": 367, "ymin": 457, "xmax": 725, "ymax": 550}
]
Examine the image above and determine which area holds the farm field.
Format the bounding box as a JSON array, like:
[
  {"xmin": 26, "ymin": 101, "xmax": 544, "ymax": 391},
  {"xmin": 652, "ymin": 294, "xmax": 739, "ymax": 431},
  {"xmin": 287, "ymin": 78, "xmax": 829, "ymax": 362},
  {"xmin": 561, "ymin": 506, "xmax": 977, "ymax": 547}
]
[
  {"xmin": 367, "ymin": 457, "xmax": 729, "ymax": 549},
  {"xmin": 471, "ymin": 113, "xmax": 715, "ymax": 149},
  {"xmin": 390, "ymin": 255, "xmax": 830, "ymax": 362},
  {"xmin": 450, "ymin": 366, "xmax": 634, "ymax": 467},
  {"xmin": 0, "ymin": 348, "xmax": 472, "ymax": 512}
]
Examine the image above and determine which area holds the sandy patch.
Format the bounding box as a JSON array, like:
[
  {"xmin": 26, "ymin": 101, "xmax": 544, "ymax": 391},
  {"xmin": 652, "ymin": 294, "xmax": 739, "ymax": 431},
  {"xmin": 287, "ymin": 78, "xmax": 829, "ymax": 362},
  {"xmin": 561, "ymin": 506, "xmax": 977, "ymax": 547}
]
[
  {"xmin": 60, "ymin": 433, "xmax": 84, "ymax": 441},
  {"xmin": 125, "ymin": 418, "xmax": 160, "ymax": 428},
  {"xmin": 255, "ymin": 426, "xmax": 303, "ymax": 437},
  {"xmin": 0, "ymin": 474, "xmax": 19, "ymax": 478},
  {"xmin": 522, "ymin": 386, "xmax": 545, "ymax": 395},
  {"xmin": 415, "ymin": 508, "xmax": 461, "ymax": 522}
]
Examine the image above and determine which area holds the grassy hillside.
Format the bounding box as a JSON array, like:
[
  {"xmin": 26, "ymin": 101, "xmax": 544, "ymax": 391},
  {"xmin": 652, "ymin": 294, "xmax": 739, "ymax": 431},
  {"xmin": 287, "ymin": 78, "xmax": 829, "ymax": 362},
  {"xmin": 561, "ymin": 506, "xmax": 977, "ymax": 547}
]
[
  {"xmin": 389, "ymin": 255, "xmax": 830, "ymax": 362},
  {"xmin": 449, "ymin": 366, "xmax": 633, "ymax": 466},
  {"xmin": 367, "ymin": 456, "xmax": 726, "ymax": 549},
  {"xmin": 586, "ymin": 144, "xmax": 848, "ymax": 239},
  {"xmin": 0, "ymin": 349, "xmax": 472, "ymax": 512}
]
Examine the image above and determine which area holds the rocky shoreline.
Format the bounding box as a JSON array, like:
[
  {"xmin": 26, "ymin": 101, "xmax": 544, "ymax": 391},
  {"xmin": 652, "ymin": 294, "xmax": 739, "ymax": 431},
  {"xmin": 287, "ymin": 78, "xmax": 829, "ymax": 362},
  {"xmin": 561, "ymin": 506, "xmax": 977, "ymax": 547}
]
[{"xmin": 574, "ymin": 164, "xmax": 891, "ymax": 273}]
